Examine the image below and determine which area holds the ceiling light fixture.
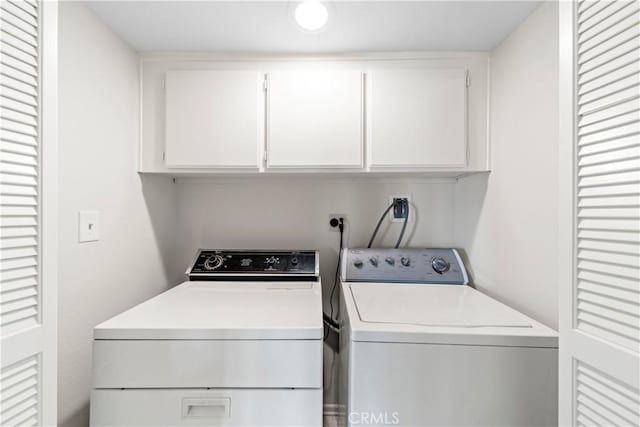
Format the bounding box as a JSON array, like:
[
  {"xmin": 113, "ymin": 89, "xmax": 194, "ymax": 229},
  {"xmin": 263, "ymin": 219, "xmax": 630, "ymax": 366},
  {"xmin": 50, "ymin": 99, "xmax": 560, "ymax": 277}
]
[{"xmin": 294, "ymin": 0, "xmax": 329, "ymax": 32}]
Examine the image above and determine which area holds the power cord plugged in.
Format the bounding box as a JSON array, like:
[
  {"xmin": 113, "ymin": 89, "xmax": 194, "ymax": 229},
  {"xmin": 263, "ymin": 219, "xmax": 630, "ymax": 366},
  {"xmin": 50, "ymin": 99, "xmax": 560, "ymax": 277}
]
[
  {"xmin": 329, "ymin": 215, "xmax": 345, "ymax": 232},
  {"xmin": 325, "ymin": 214, "xmax": 345, "ymax": 349},
  {"xmin": 393, "ymin": 197, "xmax": 409, "ymax": 219},
  {"xmin": 368, "ymin": 197, "xmax": 410, "ymax": 249}
]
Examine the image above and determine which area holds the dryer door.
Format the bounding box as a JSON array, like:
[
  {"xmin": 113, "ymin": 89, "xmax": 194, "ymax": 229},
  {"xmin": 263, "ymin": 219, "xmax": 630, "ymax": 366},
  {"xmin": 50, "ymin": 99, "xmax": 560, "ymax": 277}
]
[{"xmin": 91, "ymin": 388, "xmax": 322, "ymax": 426}]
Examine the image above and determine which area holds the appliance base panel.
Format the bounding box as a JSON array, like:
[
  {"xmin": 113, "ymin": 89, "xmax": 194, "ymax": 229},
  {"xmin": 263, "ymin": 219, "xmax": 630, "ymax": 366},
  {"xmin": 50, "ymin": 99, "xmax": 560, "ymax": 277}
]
[
  {"xmin": 90, "ymin": 388, "xmax": 322, "ymax": 426},
  {"xmin": 347, "ymin": 341, "xmax": 558, "ymax": 427}
]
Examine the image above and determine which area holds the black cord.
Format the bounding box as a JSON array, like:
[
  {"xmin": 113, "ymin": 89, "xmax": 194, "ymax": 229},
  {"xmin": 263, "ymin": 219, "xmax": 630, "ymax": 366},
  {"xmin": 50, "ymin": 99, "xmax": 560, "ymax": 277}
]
[
  {"xmin": 329, "ymin": 219, "xmax": 344, "ymax": 320},
  {"xmin": 368, "ymin": 200, "xmax": 410, "ymax": 248},
  {"xmin": 324, "ymin": 218, "xmax": 344, "ymax": 341},
  {"xmin": 367, "ymin": 202, "xmax": 394, "ymax": 248},
  {"xmin": 395, "ymin": 202, "xmax": 409, "ymax": 248}
]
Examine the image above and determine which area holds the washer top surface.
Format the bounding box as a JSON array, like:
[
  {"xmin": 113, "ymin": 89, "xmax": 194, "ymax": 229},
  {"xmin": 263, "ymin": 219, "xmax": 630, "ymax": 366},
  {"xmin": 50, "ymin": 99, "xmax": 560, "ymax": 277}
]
[
  {"xmin": 94, "ymin": 280, "xmax": 322, "ymax": 340},
  {"xmin": 345, "ymin": 283, "xmax": 558, "ymax": 347}
]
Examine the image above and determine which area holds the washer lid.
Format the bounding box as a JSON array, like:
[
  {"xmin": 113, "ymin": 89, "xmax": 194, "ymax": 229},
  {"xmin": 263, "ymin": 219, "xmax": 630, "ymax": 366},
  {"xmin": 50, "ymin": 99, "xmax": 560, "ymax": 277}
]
[
  {"xmin": 352, "ymin": 284, "xmax": 533, "ymax": 328},
  {"xmin": 346, "ymin": 284, "xmax": 558, "ymax": 347},
  {"xmin": 94, "ymin": 281, "xmax": 323, "ymax": 340}
]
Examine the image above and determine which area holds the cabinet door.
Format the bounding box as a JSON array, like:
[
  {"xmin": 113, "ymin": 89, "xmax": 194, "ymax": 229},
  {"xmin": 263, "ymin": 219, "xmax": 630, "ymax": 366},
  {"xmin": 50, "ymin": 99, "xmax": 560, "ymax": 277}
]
[
  {"xmin": 165, "ymin": 70, "xmax": 263, "ymax": 168},
  {"xmin": 368, "ymin": 68, "xmax": 467, "ymax": 168},
  {"xmin": 267, "ymin": 70, "xmax": 364, "ymax": 168}
]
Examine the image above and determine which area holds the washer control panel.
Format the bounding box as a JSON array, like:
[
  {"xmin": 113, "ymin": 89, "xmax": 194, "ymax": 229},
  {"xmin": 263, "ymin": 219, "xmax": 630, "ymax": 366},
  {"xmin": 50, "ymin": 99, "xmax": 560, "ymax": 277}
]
[
  {"xmin": 188, "ymin": 250, "xmax": 318, "ymax": 281},
  {"xmin": 342, "ymin": 248, "xmax": 468, "ymax": 285}
]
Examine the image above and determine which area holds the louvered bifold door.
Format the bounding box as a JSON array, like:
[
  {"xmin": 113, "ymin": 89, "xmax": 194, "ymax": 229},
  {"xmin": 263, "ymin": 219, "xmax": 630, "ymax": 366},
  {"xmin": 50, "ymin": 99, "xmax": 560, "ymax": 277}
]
[
  {"xmin": 0, "ymin": 0, "xmax": 52, "ymax": 426},
  {"xmin": 560, "ymin": 0, "xmax": 640, "ymax": 426}
]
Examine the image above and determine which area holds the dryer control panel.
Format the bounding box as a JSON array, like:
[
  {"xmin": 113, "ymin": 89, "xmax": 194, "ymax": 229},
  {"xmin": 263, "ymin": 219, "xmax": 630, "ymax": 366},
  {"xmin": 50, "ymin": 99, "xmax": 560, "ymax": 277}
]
[
  {"xmin": 342, "ymin": 248, "xmax": 468, "ymax": 285},
  {"xmin": 187, "ymin": 250, "xmax": 319, "ymax": 281}
]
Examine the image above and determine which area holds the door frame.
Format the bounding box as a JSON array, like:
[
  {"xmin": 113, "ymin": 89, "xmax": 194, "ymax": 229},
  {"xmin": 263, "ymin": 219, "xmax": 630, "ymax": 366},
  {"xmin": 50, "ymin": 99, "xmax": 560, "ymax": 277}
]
[
  {"xmin": 558, "ymin": 1, "xmax": 575, "ymax": 424},
  {"xmin": 41, "ymin": 0, "xmax": 58, "ymax": 423}
]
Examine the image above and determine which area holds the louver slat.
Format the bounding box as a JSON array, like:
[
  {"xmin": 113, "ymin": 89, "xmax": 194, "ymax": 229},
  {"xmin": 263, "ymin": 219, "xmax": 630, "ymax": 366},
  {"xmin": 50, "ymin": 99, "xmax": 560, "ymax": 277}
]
[
  {"xmin": 0, "ymin": 30, "xmax": 37, "ymax": 61},
  {"xmin": 578, "ymin": 280, "xmax": 639, "ymax": 307},
  {"xmin": 578, "ymin": 1, "xmax": 639, "ymax": 45},
  {"xmin": 579, "ymin": 16, "xmax": 640, "ymax": 65},
  {"xmin": 579, "ymin": 0, "xmax": 618, "ymax": 24},
  {"xmin": 578, "ymin": 70, "xmax": 639, "ymax": 117},
  {"xmin": 0, "ymin": 2, "xmax": 38, "ymax": 31},
  {"xmin": 0, "ymin": 20, "xmax": 37, "ymax": 49},
  {"xmin": 579, "ymin": 109, "xmax": 640, "ymax": 138},
  {"xmin": 0, "ymin": 356, "xmax": 39, "ymax": 427},
  {"xmin": 575, "ymin": 362, "xmax": 640, "ymax": 426},
  {"xmin": 6, "ymin": 0, "xmax": 38, "ymax": 20},
  {"xmin": 578, "ymin": 181, "xmax": 638, "ymax": 197},
  {"xmin": 575, "ymin": 0, "xmax": 640, "ymax": 353},
  {"xmin": 0, "ymin": 129, "xmax": 37, "ymax": 147}
]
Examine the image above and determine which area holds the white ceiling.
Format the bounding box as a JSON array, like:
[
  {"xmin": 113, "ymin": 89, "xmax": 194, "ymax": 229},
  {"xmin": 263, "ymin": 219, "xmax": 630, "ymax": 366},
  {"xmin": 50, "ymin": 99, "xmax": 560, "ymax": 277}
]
[{"xmin": 85, "ymin": 1, "xmax": 541, "ymax": 53}]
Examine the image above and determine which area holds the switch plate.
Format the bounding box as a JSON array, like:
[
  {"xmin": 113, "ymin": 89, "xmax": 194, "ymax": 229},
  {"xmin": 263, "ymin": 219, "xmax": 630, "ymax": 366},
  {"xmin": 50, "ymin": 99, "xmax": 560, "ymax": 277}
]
[{"xmin": 78, "ymin": 211, "xmax": 100, "ymax": 243}]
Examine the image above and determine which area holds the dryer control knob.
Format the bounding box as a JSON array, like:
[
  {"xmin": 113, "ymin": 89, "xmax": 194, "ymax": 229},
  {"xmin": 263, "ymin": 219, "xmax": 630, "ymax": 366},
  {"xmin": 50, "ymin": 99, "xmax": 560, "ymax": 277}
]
[
  {"xmin": 204, "ymin": 255, "xmax": 224, "ymax": 270},
  {"xmin": 353, "ymin": 259, "xmax": 364, "ymax": 269},
  {"xmin": 385, "ymin": 257, "xmax": 395, "ymax": 266},
  {"xmin": 431, "ymin": 257, "xmax": 450, "ymax": 274},
  {"xmin": 369, "ymin": 257, "xmax": 379, "ymax": 267},
  {"xmin": 400, "ymin": 257, "xmax": 411, "ymax": 267}
]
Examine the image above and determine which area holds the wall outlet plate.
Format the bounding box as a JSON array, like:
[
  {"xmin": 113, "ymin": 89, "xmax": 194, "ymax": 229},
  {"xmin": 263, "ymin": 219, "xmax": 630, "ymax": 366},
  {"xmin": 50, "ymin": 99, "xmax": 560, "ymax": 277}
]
[
  {"xmin": 389, "ymin": 194, "xmax": 411, "ymax": 223},
  {"xmin": 329, "ymin": 214, "xmax": 347, "ymax": 231},
  {"xmin": 78, "ymin": 211, "xmax": 100, "ymax": 243}
]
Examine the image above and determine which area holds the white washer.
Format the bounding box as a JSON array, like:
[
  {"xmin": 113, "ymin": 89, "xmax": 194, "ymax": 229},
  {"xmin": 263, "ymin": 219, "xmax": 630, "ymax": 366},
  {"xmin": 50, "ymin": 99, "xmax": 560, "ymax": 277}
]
[
  {"xmin": 339, "ymin": 248, "xmax": 558, "ymax": 427},
  {"xmin": 91, "ymin": 250, "xmax": 323, "ymax": 426}
]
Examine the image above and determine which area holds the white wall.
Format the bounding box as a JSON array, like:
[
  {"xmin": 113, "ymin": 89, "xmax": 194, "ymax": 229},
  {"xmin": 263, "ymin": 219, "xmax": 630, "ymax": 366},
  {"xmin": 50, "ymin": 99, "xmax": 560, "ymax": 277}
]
[
  {"xmin": 175, "ymin": 178, "xmax": 456, "ymax": 274},
  {"xmin": 58, "ymin": 3, "xmax": 178, "ymax": 426},
  {"xmin": 454, "ymin": 2, "xmax": 559, "ymax": 329}
]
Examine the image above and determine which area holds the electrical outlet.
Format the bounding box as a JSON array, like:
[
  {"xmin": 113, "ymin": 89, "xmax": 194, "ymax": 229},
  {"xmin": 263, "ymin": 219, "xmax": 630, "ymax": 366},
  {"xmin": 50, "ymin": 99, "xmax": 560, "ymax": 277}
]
[
  {"xmin": 389, "ymin": 194, "xmax": 411, "ymax": 223},
  {"xmin": 329, "ymin": 214, "xmax": 346, "ymax": 231}
]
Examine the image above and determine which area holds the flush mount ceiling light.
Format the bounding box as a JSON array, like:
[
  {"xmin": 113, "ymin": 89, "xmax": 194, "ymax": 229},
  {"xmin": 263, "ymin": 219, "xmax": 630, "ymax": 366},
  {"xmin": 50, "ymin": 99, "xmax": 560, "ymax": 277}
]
[{"xmin": 294, "ymin": 0, "xmax": 329, "ymax": 32}]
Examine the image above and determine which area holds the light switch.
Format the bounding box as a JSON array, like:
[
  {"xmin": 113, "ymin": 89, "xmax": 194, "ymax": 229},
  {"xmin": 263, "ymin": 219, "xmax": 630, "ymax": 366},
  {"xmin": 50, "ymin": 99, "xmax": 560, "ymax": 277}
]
[{"xmin": 78, "ymin": 211, "xmax": 100, "ymax": 243}]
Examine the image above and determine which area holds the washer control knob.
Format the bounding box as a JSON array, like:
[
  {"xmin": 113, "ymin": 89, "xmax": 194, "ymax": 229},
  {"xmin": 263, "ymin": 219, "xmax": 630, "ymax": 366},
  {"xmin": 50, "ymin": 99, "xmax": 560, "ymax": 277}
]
[
  {"xmin": 385, "ymin": 257, "xmax": 395, "ymax": 266},
  {"xmin": 431, "ymin": 257, "xmax": 450, "ymax": 274},
  {"xmin": 353, "ymin": 259, "xmax": 364, "ymax": 269},
  {"xmin": 290, "ymin": 257, "xmax": 299, "ymax": 265},
  {"xmin": 369, "ymin": 257, "xmax": 379, "ymax": 267},
  {"xmin": 400, "ymin": 257, "xmax": 411, "ymax": 267},
  {"xmin": 204, "ymin": 255, "xmax": 224, "ymax": 270}
]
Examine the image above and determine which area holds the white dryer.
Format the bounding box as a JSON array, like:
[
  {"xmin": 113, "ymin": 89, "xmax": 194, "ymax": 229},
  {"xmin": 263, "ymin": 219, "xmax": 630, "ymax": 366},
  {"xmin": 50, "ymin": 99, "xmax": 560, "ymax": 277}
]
[
  {"xmin": 91, "ymin": 250, "xmax": 323, "ymax": 426},
  {"xmin": 338, "ymin": 248, "xmax": 558, "ymax": 427}
]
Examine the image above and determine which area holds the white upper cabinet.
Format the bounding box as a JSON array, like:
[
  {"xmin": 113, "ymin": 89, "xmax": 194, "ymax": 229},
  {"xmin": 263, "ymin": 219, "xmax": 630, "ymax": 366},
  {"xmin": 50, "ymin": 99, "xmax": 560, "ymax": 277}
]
[
  {"xmin": 164, "ymin": 70, "xmax": 263, "ymax": 168},
  {"xmin": 266, "ymin": 70, "xmax": 364, "ymax": 168},
  {"xmin": 141, "ymin": 57, "xmax": 487, "ymax": 174},
  {"xmin": 368, "ymin": 68, "xmax": 468, "ymax": 168}
]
